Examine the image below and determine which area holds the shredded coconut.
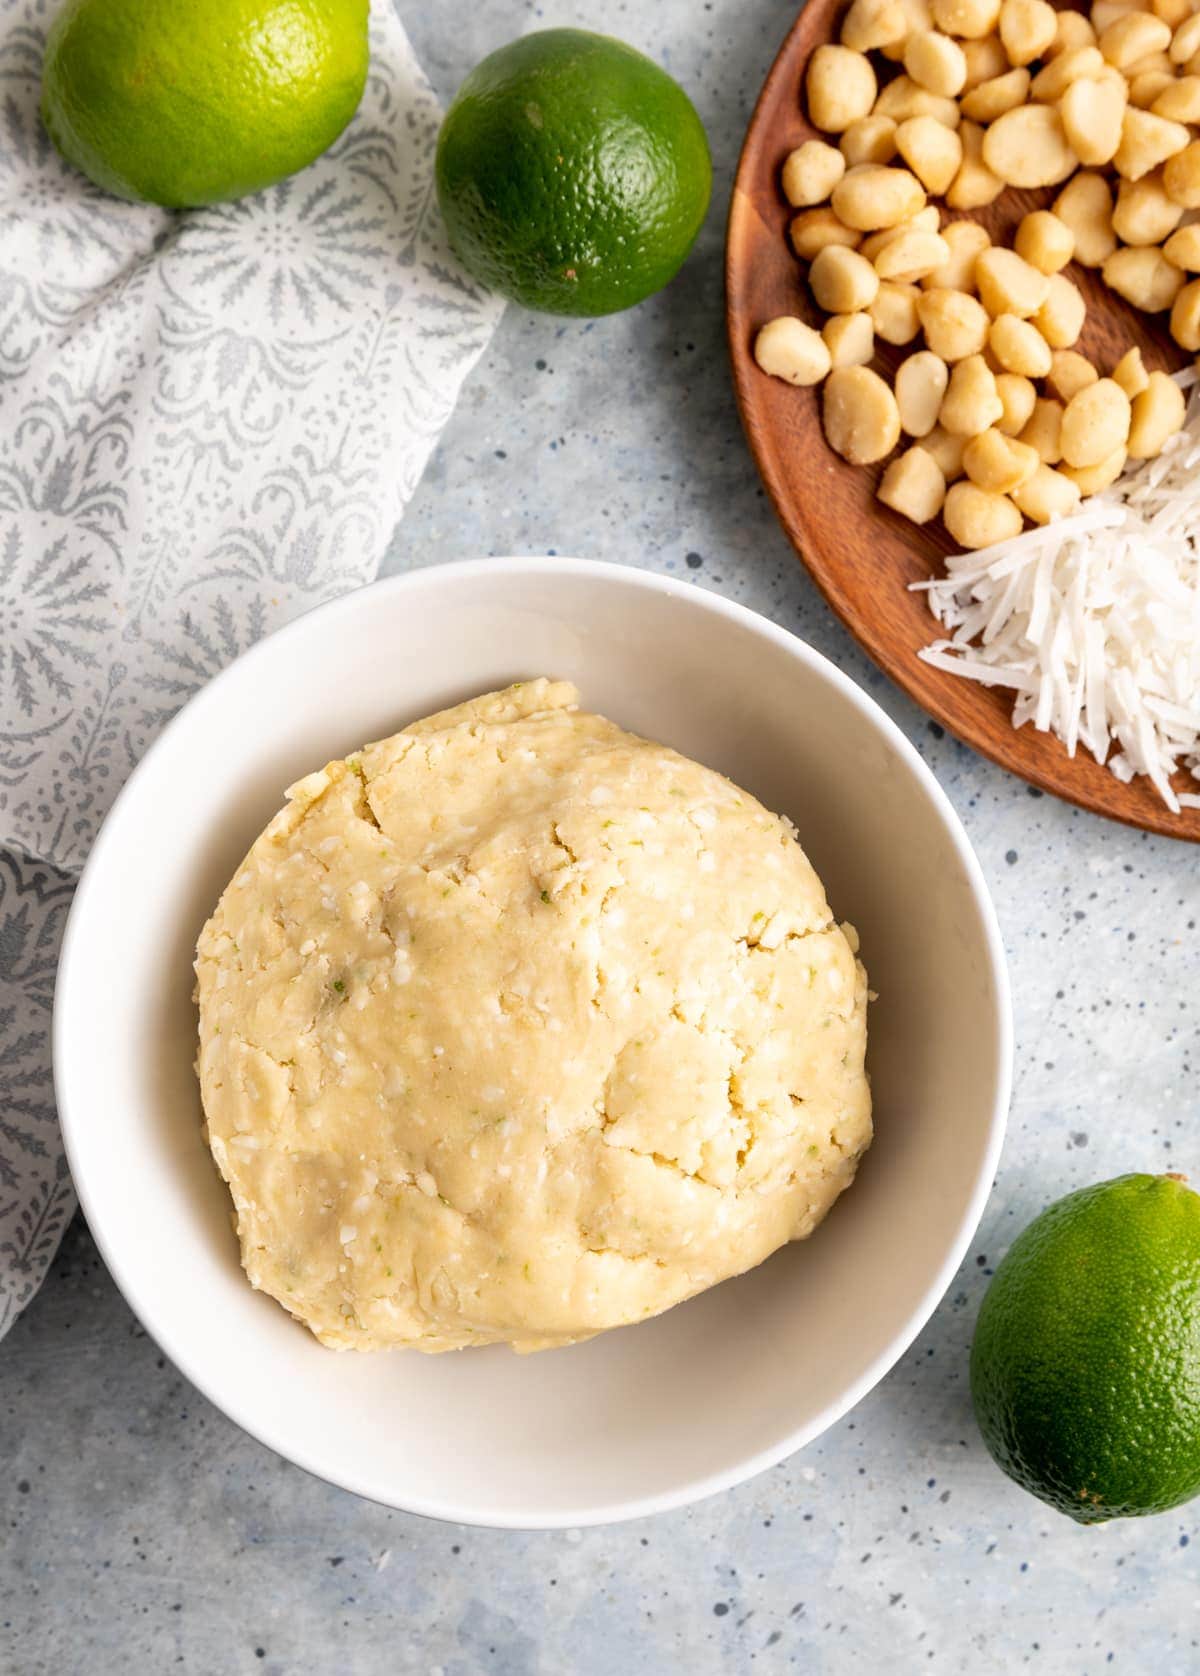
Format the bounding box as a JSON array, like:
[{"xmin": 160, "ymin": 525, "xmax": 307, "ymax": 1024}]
[{"xmin": 915, "ymin": 376, "xmax": 1200, "ymax": 814}]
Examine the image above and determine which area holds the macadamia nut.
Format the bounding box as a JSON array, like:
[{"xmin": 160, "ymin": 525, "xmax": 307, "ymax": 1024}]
[
  {"xmin": 1060, "ymin": 445, "xmax": 1127, "ymax": 493},
  {"xmin": 1163, "ymin": 139, "xmax": 1200, "ymax": 205},
  {"xmin": 841, "ymin": 114, "xmax": 900, "ymax": 165},
  {"xmin": 1059, "ymin": 71, "xmax": 1128, "ymax": 166},
  {"xmin": 931, "ymin": 0, "xmax": 1002, "ymax": 38},
  {"xmin": 917, "ymin": 286, "xmax": 992, "ymax": 357},
  {"xmin": 832, "ymin": 163, "xmax": 928, "ymax": 229},
  {"xmin": 940, "ymin": 353, "xmax": 1005, "ymax": 433},
  {"xmin": 895, "ymin": 115, "xmax": 964, "ymax": 192},
  {"xmin": 1113, "ymin": 106, "xmax": 1190, "ymax": 179},
  {"xmin": 823, "ymin": 365, "xmax": 903, "ymax": 461},
  {"xmin": 1111, "ymin": 345, "xmax": 1150, "ymax": 398},
  {"xmin": 1060, "ymin": 376, "xmax": 1132, "ymax": 466},
  {"xmin": 1031, "ymin": 44, "xmax": 1106, "ymax": 101},
  {"xmin": 782, "ymin": 141, "xmax": 846, "ymax": 206},
  {"xmin": 1053, "ymin": 172, "xmax": 1117, "ymax": 265},
  {"xmin": 960, "ymin": 66, "xmax": 1031, "ymax": 121},
  {"xmin": 982, "ymin": 104, "xmax": 1078, "ymax": 187},
  {"xmin": 943, "ymin": 480, "xmax": 1023, "ymax": 546},
  {"xmin": 945, "ymin": 119, "xmax": 1005, "ymax": 208},
  {"xmin": 995, "ymin": 372, "xmax": 1038, "ymax": 435},
  {"xmin": 1019, "ymin": 396, "xmax": 1065, "ymax": 461},
  {"xmin": 1000, "ymin": 0, "xmax": 1058, "ymax": 65},
  {"xmin": 842, "ymin": 0, "xmax": 910, "ymax": 52},
  {"xmin": 1014, "ymin": 210, "xmax": 1075, "ymax": 274},
  {"xmin": 873, "ymin": 75, "xmax": 963, "ymax": 125},
  {"xmin": 989, "ymin": 313, "xmax": 1054, "ymax": 376},
  {"xmin": 975, "ymin": 246, "xmax": 1052, "ymax": 317},
  {"xmin": 875, "ymin": 228, "xmax": 951, "ymax": 281},
  {"xmin": 896, "ymin": 349, "xmax": 952, "ymax": 433},
  {"xmin": 1102, "ymin": 243, "xmax": 1186, "ymax": 308},
  {"xmin": 963, "ymin": 35, "xmax": 1009, "ymax": 88},
  {"xmin": 878, "ymin": 446, "xmax": 948, "ymax": 519},
  {"xmin": 1051, "ymin": 10, "xmax": 1098, "ymax": 56},
  {"xmin": 1151, "ymin": 74, "xmax": 1200, "ymax": 121},
  {"xmin": 1033, "ymin": 272, "xmax": 1088, "ymax": 348},
  {"xmin": 963, "ymin": 427, "xmax": 1041, "ymax": 491},
  {"xmin": 905, "ymin": 30, "xmax": 969, "ymax": 96},
  {"xmin": 1047, "ymin": 348, "xmax": 1101, "ymax": 402},
  {"xmin": 1163, "ymin": 223, "xmax": 1200, "ymax": 268},
  {"xmin": 810, "ymin": 243, "xmax": 882, "ymax": 311},
  {"xmin": 754, "ymin": 318, "xmax": 834, "ymax": 386},
  {"xmin": 870, "ymin": 280, "xmax": 924, "ymax": 342},
  {"xmin": 923, "ymin": 217, "xmax": 991, "ymax": 288},
  {"xmin": 1112, "ymin": 169, "xmax": 1186, "ymax": 242},
  {"xmin": 823, "ymin": 311, "xmax": 877, "ymax": 367},
  {"xmin": 807, "ymin": 45, "xmax": 878, "ymax": 131},
  {"xmin": 1100, "ymin": 11, "xmax": 1172, "ymax": 68},
  {"xmin": 790, "ymin": 208, "xmax": 863, "ymax": 260},
  {"xmin": 1011, "ymin": 463, "xmax": 1084, "ymax": 521},
  {"xmin": 923, "ymin": 423, "xmax": 968, "ymax": 479},
  {"xmin": 1169, "ymin": 274, "xmax": 1200, "ymax": 346},
  {"xmin": 1127, "ymin": 368, "xmax": 1187, "ymax": 455}
]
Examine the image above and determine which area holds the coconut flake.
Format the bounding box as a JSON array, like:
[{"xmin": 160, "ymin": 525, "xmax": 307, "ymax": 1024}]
[{"xmin": 915, "ymin": 384, "xmax": 1200, "ymax": 814}]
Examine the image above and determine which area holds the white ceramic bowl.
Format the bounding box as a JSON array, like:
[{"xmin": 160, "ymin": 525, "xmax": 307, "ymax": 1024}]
[{"xmin": 56, "ymin": 558, "xmax": 1010, "ymax": 1528}]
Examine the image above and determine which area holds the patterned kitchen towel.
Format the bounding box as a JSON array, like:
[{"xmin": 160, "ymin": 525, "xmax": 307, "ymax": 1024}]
[{"xmin": 0, "ymin": 0, "xmax": 504, "ymax": 1337}]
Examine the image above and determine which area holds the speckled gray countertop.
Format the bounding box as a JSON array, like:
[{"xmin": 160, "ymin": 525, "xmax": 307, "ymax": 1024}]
[{"xmin": 5, "ymin": 0, "xmax": 1200, "ymax": 1670}]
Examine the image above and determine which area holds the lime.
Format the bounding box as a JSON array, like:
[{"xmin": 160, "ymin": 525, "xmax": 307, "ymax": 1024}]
[
  {"xmin": 971, "ymin": 1173, "xmax": 1200, "ymax": 1524},
  {"xmin": 435, "ymin": 28, "xmax": 712, "ymax": 316},
  {"xmin": 41, "ymin": 0, "xmax": 369, "ymax": 208}
]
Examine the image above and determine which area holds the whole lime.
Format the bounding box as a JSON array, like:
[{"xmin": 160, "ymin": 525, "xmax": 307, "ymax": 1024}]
[
  {"xmin": 971, "ymin": 1173, "xmax": 1200, "ymax": 1523},
  {"xmin": 435, "ymin": 28, "xmax": 712, "ymax": 316},
  {"xmin": 41, "ymin": 0, "xmax": 369, "ymax": 208}
]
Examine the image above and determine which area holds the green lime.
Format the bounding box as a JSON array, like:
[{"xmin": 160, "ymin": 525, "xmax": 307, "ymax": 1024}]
[
  {"xmin": 971, "ymin": 1173, "xmax": 1200, "ymax": 1524},
  {"xmin": 41, "ymin": 0, "xmax": 369, "ymax": 208},
  {"xmin": 435, "ymin": 28, "xmax": 711, "ymax": 316}
]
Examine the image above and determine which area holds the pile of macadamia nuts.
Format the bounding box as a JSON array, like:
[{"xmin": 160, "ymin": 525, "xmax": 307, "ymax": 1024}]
[{"xmin": 754, "ymin": 0, "xmax": 1199, "ymax": 550}]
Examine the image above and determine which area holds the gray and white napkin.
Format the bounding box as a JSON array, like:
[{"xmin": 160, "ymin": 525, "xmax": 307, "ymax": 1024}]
[{"xmin": 0, "ymin": 0, "xmax": 504, "ymax": 1336}]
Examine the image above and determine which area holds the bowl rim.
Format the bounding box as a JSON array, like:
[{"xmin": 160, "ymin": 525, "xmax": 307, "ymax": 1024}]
[{"xmin": 54, "ymin": 555, "xmax": 1013, "ymax": 1528}]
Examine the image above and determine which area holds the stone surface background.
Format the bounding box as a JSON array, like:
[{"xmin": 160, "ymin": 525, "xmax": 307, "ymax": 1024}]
[{"xmin": 4, "ymin": 0, "xmax": 1199, "ymax": 1669}]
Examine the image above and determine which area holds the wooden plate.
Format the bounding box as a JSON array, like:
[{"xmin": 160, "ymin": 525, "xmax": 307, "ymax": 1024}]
[{"xmin": 726, "ymin": 2, "xmax": 1200, "ymax": 842}]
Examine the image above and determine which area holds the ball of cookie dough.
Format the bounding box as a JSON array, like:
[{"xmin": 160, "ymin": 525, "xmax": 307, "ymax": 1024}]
[{"xmin": 195, "ymin": 680, "xmax": 872, "ymax": 1353}]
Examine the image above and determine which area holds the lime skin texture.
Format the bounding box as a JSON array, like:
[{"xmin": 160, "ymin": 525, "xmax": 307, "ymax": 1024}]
[
  {"xmin": 41, "ymin": 0, "xmax": 369, "ymax": 208},
  {"xmin": 435, "ymin": 28, "xmax": 712, "ymax": 316},
  {"xmin": 971, "ymin": 1173, "xmax": 1200, "ymax": 1524}
]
